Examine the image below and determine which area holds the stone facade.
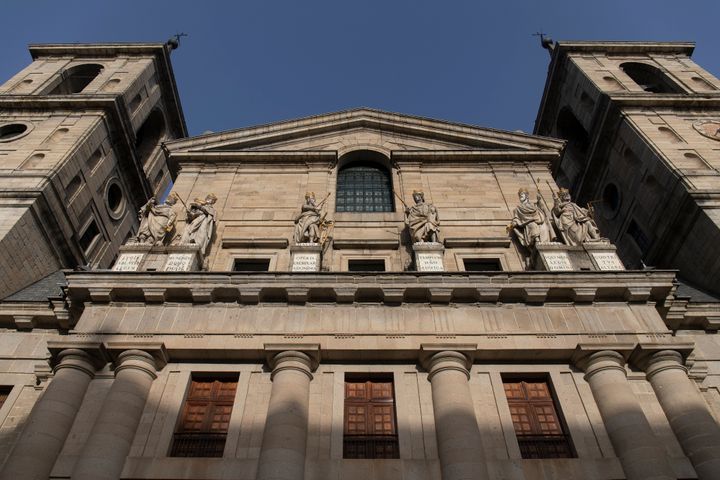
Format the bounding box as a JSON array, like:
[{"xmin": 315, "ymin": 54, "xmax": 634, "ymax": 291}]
[{"xmin": 0, "ymin": 41, "xmax": 719, "ymax": 480}]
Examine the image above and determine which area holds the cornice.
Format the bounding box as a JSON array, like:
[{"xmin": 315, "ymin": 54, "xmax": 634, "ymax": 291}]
[
  {"xmin": 64, "ymin": 270, "xmax": 677, "ymax": 306},
  {"xmin": 552, "ymin": 41, "xmax": 695, "ymax": 56},
  {"xmin": 164, "ymin": 108, "xmax": 565, "ymax": 153},
  {"xmin": 29, "ymin": 43, "xmax": 171, "ymax": 58}
]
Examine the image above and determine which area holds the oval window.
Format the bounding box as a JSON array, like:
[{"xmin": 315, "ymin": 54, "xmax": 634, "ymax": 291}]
[{"xmin": 0, "ymin": 123, "xmax": 29, "ymax": 142}]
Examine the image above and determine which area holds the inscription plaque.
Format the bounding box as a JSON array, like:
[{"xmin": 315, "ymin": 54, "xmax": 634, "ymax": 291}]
[
  {"xmin": 112, "ymin": 253, "xmax": 144, "ymax": 271},
  {"xmin": 292, "ymin": 252, "xmax": 320, "ymax": 272},
  {"xmin": 416, "ymin": 252, "xmax": 444, "ymax": 272},
  {"xmin": 541, "ymin": 252, "xmax": 573, "ymax": 271},
  {"xmin": 164, "ymin": 253, "xmax": 194, "ymax": 272},
  {"xmin": 591, "ymin": 252, "xmax": 625, "ymax": 271}
]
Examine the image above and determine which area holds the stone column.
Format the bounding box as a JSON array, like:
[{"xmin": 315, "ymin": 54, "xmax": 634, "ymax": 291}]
[
  {"xmin": 0, "ymin": 348, "xmax": 100, "ymax": 480},
  {"xmin": 426, "ymin": 350, "xmax": 489, "ymax": 480},
  {"xmin": 71, "ymin": 349, "xmax": 162, "ymax": 480},
  {"xmin": 579, "ymin": 350, "xmax": 675, "ymax": 480},
  {"xmin": 642, "ymin": 350, "xmax": 720, "ymax": 480},
  {"xmin": 256, "ymin": 350, "xmax": 315, "ymax": 480}
]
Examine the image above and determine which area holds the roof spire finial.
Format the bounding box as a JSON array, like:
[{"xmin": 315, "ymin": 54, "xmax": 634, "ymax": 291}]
[
  {"xmin": 166, "ymin": 32, "xmax": 188, "ymax": 51},
  {"xmin": 532, "ymin": 31, "xmax": 554, "ymax": 53}
]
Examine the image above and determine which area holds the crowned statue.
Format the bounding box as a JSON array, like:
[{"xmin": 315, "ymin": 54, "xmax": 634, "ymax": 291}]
[
  {"xmin": 551, "ymin": 188, "xmax": 602, "ymax": 246},
  {"xmin": 405, "ymin": 190, "xmax": 440, "ymax": 244},
  {"xmin": 510, "ymin": 188, "xmax": 554, "ymax": 250},
  {"xmin": 135, "ymin": 194, "xmax": 178, "ymax": 246}
]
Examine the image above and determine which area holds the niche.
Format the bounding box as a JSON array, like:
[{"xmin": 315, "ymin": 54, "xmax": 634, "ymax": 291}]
[
  {"xmin": 658, "ymin": 126, "xmax": 684, "ymax": 144},
  {"xmin": 20, "ymin": 153, "xmax": 45, "ymax": 170}
]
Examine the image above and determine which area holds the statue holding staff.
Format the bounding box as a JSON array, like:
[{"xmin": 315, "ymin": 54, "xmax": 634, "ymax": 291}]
[
  {"xmin": 509, "ymin": 187, "xmax": 554, "ymax": 250},
  {"xmin": 551, "ymin": 188, "xmax": 602, "ymax": 246},
  {"xmin": 135, "ymin": 194, "xmax": 178, "ymax": 246},
  {"xmin": 293, "ymin": 192, "xmax": 329, "ymax": 244},
  {"xmin": 179, "ymin": 193, "xmax": 218, "ymax": 255}
]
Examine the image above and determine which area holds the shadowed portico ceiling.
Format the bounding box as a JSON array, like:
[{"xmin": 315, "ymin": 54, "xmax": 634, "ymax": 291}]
[{"xmin": 164, "ymin": 108, "xmax": 566, "ymax": 155}]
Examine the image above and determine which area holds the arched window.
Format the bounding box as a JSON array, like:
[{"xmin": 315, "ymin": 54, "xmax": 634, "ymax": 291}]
[
  {"xmin": 48, "ymin": 64, "xmax": 104, "ymax": 95},
  {"xmin": 135, "ymin": 109, "xmax": 166, "ymax": 164},
  {"xmin": 336, "ymin": 153, "xmax": 394, "ymax": 213},
  {"xmin": 620, "ymin": 62, "xmax": 683, "ymax": 94},
  {"xmin": 556, "ymin": 107, "xmax": 590, "ymax": 153}
]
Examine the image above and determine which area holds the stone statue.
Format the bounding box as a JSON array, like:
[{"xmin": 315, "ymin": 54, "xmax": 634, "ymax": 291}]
[
  {"xmin": 293, "ymin": 192, "xmax": 326, "ymax": 244},
  {"xmin": 551, "ymin": 188, "xmax": 602, "ymax": 246},
  {"xmin": 179, "ymin": 194, "xmax": 217, "ymax": 255},
  {"xmin": 510, "ymin": 188, "xmax": 554, "ymax": 249},
  {"xmin": 405, "ymin": 190, "xmax": 440, "ymax": 243},
  {"xmin": 135, "ymin": 194, "xmax": 178, "ymax": 245}
]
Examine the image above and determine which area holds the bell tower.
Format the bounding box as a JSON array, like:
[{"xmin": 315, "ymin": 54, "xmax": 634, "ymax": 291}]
[
  {"xmin": 535, "ymin": 41, "xmax": 720, "ymax": 295},
  {"xmin": 0, "ymin": 42, "xmax": 186, "ymax": 297}
]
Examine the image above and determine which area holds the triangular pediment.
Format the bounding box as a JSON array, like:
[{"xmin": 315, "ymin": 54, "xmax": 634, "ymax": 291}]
[{"xmin": 165, "ymin": 108, "xmax": 564, "ymax": 154}]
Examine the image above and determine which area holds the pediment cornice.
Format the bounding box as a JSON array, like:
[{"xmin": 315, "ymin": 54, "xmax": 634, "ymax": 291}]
[{"xmin": 165, "ymin": 108, "xmax": 565, "ymax": 154}]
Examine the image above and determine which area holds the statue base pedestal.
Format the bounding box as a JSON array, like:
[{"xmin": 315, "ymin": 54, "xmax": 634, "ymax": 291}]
[
  {"xmin": 533, "ymin": 242, "xmax": 624, "ymax": 271},
  {"xmin": 291, "ymin": 243, "xmax": 322, "ymax": 272},
  {"xmin": 413, "ymin": 242, "xmax": 445, "ymax": 272},
  {"xmin": 112, "ymin": 244, "xmax": 203, "ymax": 272}
]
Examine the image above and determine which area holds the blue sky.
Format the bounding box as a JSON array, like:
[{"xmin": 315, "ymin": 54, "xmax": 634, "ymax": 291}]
[{"xmin": 1, "ymin": 1, "xmax": 718, "ymax": 136}]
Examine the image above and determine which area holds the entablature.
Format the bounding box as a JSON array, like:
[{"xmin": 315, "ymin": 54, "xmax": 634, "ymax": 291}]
[{"xmin": 65, "ymin": 270, "xmax": 676, "ymax": 306}]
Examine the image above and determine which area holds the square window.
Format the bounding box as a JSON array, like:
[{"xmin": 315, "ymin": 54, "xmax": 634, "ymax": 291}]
[
  {"xmin": 348, "ymin": 259, "xmax": 386, "ymax": 272},
  {"xmin": 232, "ymin": 258, "xmax": 270, "ymax": 271},
  {"xmin": 463, "ymin": 258, "xmax": 502, "ymax": 271}
]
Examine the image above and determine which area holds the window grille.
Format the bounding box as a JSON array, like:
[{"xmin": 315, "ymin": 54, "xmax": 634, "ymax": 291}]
[{"xmin": 336, "ymin": 163, "xmax": 394, "ymax": 212}]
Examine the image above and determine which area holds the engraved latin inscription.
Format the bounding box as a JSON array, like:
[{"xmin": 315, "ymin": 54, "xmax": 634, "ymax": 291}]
[
  {"xmin": 416, "ymin": 252, "xmax": 444, "ymax": 272},
  {"xmin": 292, "ymin": 252, "xmax": 320, "ymax": 272},
  {"xmin": 112, "ymin": 253, "xmax": 144, "ymax": 271},
  {"xmin": 542, "ymin": 252, "xmax": 573, "ymax": 271},
  {"xmin": 591, "ymin": 252, "xmax": 625, "ymax": 271},
  {"xmin": 164, "ymin": 253, "xmax": 194, "ymax": 272}
]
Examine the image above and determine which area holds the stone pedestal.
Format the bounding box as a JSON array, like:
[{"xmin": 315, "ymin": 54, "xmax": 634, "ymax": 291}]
[
  {"xmin": 0, "ymin": 346, "xmax": 105, "ymax": 480},
  {"xmin": 290, "ymin": 243, "xmax": 322, "ymax": 272},
  {"xmin": 112, "ymin": 244, "xmax": 202, "ymax": 272},
  {"xmin": 585, "ymin": 242, "xmax": 625, "ymax": 271},
  {"xmin": 72, "ymin": 347, "xmax": 166, "ymax": 480},
  {"xmin": 577, "ymin": 350, "xmax": 674, "ymax": 480},
  {"xmin": 257, "ymin": 349, "xmax": 318, "ymax": 480},
  {"xmin": 413, "ymin": 242, "xmax": 445, "ymax": 272},
  {"xmin": 640, "ymin": 350, "xmax": 720, "ymax": 480},
  {"xmin": 112, "ymin": 244, "xmax": 151, "ymax": 271},
  {"xmin": 424, "ymin": 350, "xmax": 489, "ymax": 480},
  {"xmin": 534, "ymin": 242, "xmax": 624, "ymax": 271}
]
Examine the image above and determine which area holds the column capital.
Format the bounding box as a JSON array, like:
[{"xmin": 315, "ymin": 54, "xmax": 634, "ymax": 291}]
[
  {"xmin": 628, "ymin": 342, "xmax": 694, "ymax": 376},
  {"xmin": 422, "ymin": 349, "xmax": 474, "ymax": 381},
  {"xmin": 638, "ymin": 350, "xmax": 688, "ymax": 379},
  {"xmin": 574, "ymin": 349, "xmax": 629, "ymax": 380},
  {"xmin": 264, "ymin": 344, "xmax": 320, "ymax": 381},
  {"xmin": 47, "ymin": 341, "xmax": 109, "ymax": 376},
  {"xmin": 105, "ymin": 342, "xmax": 168, "ymax": 377}
]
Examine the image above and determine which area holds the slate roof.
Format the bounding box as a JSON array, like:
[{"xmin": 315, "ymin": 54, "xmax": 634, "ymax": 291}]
[
  {"xmin": 4, "ymin": 270, "xmax": 66, "ymax": 302},
  {"xmin": 676, "ymin": 277, "xmax": 720, "ymax": 303}
]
